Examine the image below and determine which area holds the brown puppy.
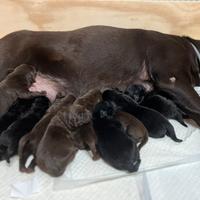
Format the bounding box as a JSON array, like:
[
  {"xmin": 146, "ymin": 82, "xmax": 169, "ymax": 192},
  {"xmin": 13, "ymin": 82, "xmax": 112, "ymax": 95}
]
[
  {"xmin": 73, "ymin": 123, "xmax": 100, "ymax": 160},
  {"xmin": 115, "ymin": 111, "xmax": 148, "ymax": 150},
  {"xmin": 51, "ymin": 89, "xmax": 102, "ymax": 156},
  {"xmin": 18, "ymin": 94, "xmax": 76, "ymax": 173},
  {"xmin": 68, "ymin": 89, "xmax": 102, "ymax": 159},
  {"xmin": 0, "ymin": 64, "xmax": 42, "ymax": 116},
  {"xmin": 36, "ymin": 112, "xmax": 78, "ymax": 177},
  {"xmin": 36, "ymin": 89, "xmax": 102, "ymax": 177}
]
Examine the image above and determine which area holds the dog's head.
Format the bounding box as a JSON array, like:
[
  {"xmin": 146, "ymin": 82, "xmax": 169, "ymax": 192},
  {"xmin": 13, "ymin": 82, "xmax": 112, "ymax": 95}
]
[
  {"xmin": 7, "ymin": 64, "xmax": 37, "ymax": 88},
  {"xmin": 125, "ymin": 84, "xmax": 146, "ymax": 103},
  {"xmin": 102, "ymin": 89, "xmax": 136, "ymax": 108},
  {"xmin": 75, "ymin": 89, "xmax": 102, "ymax": 111},
  {"xmin": 93, "ymin": 100, "xmax": 117, "ymax": 120}
]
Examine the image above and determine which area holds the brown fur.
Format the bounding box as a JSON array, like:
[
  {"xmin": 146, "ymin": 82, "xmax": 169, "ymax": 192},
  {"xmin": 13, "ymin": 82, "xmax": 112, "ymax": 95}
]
[
  {"xmin": 115, "ymin": 111, "xmax": 148, "ymax": 150},
  {"xmin": 0, "ymin": 26, "xmax": 199, "ymax": 130},
  {"xmin": 18, "ymin": 94, "xmax": 76, "ymax": 173},
  {"xmin": 36, "ymin": 112, "xmax": 78, "ymax": 177},
  {"xmin": 35, "ymin": 89, "xmax": 101, "ymax": 176},
  {"xmin": 0, "ymin": 64, "xmax": 43, "ymax": 116}
]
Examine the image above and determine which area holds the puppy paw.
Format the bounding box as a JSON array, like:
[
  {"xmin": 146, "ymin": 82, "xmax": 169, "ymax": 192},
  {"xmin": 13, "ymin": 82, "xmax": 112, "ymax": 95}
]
[
  {"xmin": 68, "ymin": 105, "xmax": 92, "ymax": 128},
  {"xmin": 92, "ymin": 152, "xmax": 100, "ymax": 161}
]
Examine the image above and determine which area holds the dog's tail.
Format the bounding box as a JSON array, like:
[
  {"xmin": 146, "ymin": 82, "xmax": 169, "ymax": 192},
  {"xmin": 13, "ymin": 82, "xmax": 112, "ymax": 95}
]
[
  {"xmin": 166, "ymin": 123, "xmax": 182, "ymax": 142},
  {"xmin": 174, "ymin": 114, "xmax": 188, "ymax": 127}
]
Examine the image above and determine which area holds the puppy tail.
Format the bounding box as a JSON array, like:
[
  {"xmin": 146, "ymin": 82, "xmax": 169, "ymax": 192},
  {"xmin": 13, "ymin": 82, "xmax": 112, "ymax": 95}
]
[
  {"xmin": 175, "ymin": 114, "xmax": 188, "ymax": 127},
  {"xmin": 166, "ymin": 124, "xmax": 182, "ymax": 142}
]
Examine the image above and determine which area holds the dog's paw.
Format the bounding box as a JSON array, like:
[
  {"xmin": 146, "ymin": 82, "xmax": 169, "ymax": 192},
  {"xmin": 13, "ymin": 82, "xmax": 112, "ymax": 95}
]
[{"xmin": 68, "ymin": 105, "xmax": 92, "ymax": 128}]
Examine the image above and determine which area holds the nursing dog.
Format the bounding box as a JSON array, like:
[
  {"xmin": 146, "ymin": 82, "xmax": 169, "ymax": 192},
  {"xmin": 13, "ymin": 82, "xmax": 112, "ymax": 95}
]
[
  {"xmin": 0, "ymin": 96, "xmax": 50, "ymax": 162},
  {"xmin": 0, "ymin": 27, "xmax": 199, "ymax": 128},
  {"xmin": 102, "ymin": 89, "xmax": 182, "ymax": 142},
  {"xmin": 93, "ymin": 101, "xmax": 141, "ymax": 172}
]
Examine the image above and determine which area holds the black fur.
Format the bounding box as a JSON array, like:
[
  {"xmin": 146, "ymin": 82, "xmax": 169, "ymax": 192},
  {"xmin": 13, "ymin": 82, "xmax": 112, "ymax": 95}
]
[
  {"xmin": 93, "ymin": 101, "xmax": 140, "ymax": 172},
  {"xmin": 102, "ymin": 89, "xmax": 182, "ymax": 142},
  {"xmin": 125, "ymin": 84, "xmax": 146, "ymax": 103},
  {"xmin": 0, "ymin": 98, "xmax": 36, "ymax": 134},
  {"xmin": 0, "ymin": 96, "xmax": 50, "ymax": 162},
  {"xmin": 142, "ymin": 94, "xmax": 187, "ymax": 127},
  {"xmin": 125, "ymin": 84, "xmax": 187, "ymax": 127}
]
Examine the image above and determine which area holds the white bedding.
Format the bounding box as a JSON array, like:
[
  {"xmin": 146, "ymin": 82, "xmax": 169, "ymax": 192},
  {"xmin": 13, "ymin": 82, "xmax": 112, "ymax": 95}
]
[{"xmin": 0, "ymin": 118, "xmax": 200, "ymax": 200}]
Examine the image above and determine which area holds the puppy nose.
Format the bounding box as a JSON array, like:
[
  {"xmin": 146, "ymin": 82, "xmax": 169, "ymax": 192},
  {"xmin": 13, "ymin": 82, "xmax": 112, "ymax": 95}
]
[{"xmin": 128, "ymin": 159, "xmax": 141, "ymax": 172}]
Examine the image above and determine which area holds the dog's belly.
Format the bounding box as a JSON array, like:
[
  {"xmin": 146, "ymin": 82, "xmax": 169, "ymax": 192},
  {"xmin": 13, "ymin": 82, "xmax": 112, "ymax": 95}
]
[
  {"xmin": 29, "ymin": 73, "xmax": 70, "ymax": 102},
  {"xmin": 28, "ymin": 60, "xmax": 153, "ymax": 102}
]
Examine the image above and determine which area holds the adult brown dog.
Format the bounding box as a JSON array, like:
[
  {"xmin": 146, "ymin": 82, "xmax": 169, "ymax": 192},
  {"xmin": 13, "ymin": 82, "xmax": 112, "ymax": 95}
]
[{"xmin": 0, "ymin": 26, "xmax": 200, "ymax": 125}]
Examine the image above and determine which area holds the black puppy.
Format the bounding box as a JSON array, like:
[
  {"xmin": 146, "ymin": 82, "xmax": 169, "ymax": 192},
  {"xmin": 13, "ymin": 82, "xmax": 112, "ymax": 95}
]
[
  {"xmin": 0, "ymin": 98, "xmax": 36, "ymax": 134},
  {"xmin": 0, "ymin": 96, "xmax": 50, "ymax": 162},
  {"xmin": 102, "ymin": 89, "xmax": 182, "ymax": 142},
  {"xmin": 125, "ymin": 84, "xmax": 146, "ymax": 103},
  {"xmin": 125, "ymin": 84, "xmax": 187, "ymax": 127},
  {"xmin": 93, "ymin": 101, "xmax": 141, "ymax": 172}
]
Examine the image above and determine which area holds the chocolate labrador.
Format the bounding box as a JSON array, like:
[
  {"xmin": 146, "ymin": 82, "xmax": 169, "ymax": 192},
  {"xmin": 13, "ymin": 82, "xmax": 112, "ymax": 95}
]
[{"xmin": 0, "ymin": 26, "xmax": 199, "ymax": 126}]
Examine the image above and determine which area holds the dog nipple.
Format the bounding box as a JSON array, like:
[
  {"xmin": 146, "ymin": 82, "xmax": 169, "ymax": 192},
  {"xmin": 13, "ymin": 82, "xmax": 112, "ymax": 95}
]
[{"xmin": 169, "ymin": 76, "xmax": 176, "ymax": 83}]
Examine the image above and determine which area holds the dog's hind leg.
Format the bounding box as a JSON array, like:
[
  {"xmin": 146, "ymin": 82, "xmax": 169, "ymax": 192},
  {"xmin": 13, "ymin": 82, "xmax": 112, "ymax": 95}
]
[{"xmin": 155, "ymin": 83, "xmax": 200, "ymax": 126}]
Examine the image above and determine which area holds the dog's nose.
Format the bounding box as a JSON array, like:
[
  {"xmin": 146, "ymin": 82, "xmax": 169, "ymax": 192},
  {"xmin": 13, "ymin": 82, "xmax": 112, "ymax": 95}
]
[{"xmin": 128, "ymin": 159, "xmax": 141, "ymax": 172}]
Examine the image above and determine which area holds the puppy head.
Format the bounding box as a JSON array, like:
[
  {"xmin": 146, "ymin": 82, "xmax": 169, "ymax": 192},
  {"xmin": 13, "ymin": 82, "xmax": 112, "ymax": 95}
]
[
  {"xmin": 128, "ymin": 142, "xmax": 141, "ymax": 172},
  {"xmin": 11, "ymin": 64, "xmax": 37, "ymax": 87},
  {"xmin": 31, "ymin": 96, "xmax": 50, "ymax": 110},
  {"xmin": 125, "ymin": 84, "xmax": 146, "ymax": 103},
  {"xmin": 75, "ymin": 89, "xmax": 102, "ymax": 111},
  {"xmin": 93, "ymin": 101, "xmax": 116, "ymax": 119},
  {"xmin": 102, "ymin": 89, "xmax": 136, "ymax": 107}
]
